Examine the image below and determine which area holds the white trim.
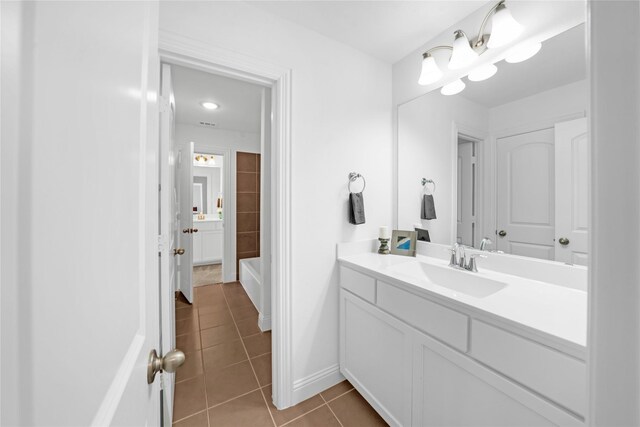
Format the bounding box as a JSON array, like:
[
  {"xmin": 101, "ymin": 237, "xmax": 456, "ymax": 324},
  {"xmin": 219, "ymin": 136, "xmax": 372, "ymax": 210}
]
[
  {"xmin": 159, "ymin": 30, "xmax": 294, "ymax": 409},
  {"xmin": 258, "ymin": 313, "xmax": 271, "ymax": 331},
  {"xmin": 91, "ymin": 334, "xmax": 146, "ymax": 426},
  {"xmin": 292, "ymin": 364, "xmax": 344, "ymax": 404}
]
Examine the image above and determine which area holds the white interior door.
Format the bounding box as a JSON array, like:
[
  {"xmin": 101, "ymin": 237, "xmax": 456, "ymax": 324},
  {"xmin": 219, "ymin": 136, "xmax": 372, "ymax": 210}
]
[
  {"xmin": 178, "ymin": 142, "xmax": 195, "ymax": 302},
  {"xmin": 0, "ymin": 2, "xmax": 163, "ymax": 425},
  {"xmin": 496, "ymin": 129, "xmax": 555, "ymax": 259},
  {"xmin": 160, "ymin": 63, "xmax": 180, "ymax": 422},
  {"xmin": 555, "ymin": 118, "xmax": 589, "ymax": 266},
  {"xmin": 457, "ymin": 140, "xmax": 476, "ymax": 246}
]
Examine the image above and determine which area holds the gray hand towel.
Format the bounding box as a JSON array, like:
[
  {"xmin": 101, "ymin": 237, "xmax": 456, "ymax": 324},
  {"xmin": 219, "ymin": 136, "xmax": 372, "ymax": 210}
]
[
  {"xmin": 421, "ymin": 194, "xmax": 437, "ymax": 220},
  {"xmin": 349, "ymin": 192, "xmax": 366, "ymax": 225}
]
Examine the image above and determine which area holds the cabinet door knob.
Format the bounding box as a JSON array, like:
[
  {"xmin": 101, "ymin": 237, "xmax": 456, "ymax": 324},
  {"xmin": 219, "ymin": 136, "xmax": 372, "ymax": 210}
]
[{"xmin": 192, "ymin": 228, "xmax": 198, "ymax": 233}]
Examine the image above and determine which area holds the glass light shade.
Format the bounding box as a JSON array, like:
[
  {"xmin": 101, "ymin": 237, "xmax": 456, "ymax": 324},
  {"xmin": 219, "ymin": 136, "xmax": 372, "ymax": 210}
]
[
  {"xmin": 448, "ymin": 31, "xmax": 478, "ymax": 70},
  {"xmin": 487, "ymin": 3, "xmax": 524, "ymax": 49},
  {"xmin": 505, "ymin": 41, "xmax": 542, "ymax": 63},
  {"xmin": 418, "ymin": 55, "xmax": 443, "ymax": 85},
  {"xmin": 468, "ymin": 63, "xmax": 498, "ymax": 82},
  {"xmin": 441, "ymin": 79, "xmax": 466, "ymax": 96},
  {"xmin": 201, "ymin": 101, "xmax": 219, "ymax": 110}
]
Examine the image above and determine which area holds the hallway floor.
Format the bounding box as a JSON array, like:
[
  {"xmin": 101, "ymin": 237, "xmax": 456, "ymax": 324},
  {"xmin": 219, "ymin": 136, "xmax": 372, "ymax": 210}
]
[{"xmin": 173, "ymin": 282, "xmax": 387, "ymax": 427}]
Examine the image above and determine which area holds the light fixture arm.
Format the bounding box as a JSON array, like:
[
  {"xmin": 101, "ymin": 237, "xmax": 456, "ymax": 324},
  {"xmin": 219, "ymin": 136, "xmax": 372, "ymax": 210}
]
[
  {"xmin": 422, "ymin": 45, "xmax": 453, "ymax": 58},
  {"xmin": 475, "ymin": 0, "xmax": 506, "ymax": 48}
]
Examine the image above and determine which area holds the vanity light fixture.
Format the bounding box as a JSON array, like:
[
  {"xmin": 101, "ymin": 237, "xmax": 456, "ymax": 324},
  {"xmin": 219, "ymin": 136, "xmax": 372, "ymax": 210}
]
[
  {"xmin": 417, "ymin": 0, "xmax": 529, "ymax": 91},
  {"xmin": 441, "ymin": 79, "xmax": 466, "ymax": 96},
  {"xmin": 201, "ymin": 101, "xmax": 219, "ymax": 110},
  {"xmin": 505, "ymin": 41, "xmax": 542, "ymax": 63}
]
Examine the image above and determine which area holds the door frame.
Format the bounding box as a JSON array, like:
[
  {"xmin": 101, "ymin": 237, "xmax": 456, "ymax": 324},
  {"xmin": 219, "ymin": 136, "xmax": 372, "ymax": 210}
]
[{"xmin": 158, "ymin": 31, "xmax": 294, "ymax": 409}]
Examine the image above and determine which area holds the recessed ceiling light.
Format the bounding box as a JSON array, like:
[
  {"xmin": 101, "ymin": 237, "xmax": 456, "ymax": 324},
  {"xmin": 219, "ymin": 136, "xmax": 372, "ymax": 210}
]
[{"xmin": 201, "ymin": 101, "xmax": 219, "ymax": 110}]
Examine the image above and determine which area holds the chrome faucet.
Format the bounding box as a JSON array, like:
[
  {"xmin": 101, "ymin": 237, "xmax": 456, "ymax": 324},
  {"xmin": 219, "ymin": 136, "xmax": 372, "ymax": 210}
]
[
  {"xmin": 480, "ymin": 237, "xmax": 493, "ymax": 251},
  {"xmin": 448, "ymin": 243, "xmax": 487, "ymax": 272}
]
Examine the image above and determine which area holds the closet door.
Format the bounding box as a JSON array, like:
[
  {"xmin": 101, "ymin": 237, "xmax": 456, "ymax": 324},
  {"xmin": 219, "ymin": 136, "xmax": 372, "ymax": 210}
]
[
  {"xmin": 555, "ymin": 118, "xmax": 589, "ymax": 266},
  {"xmin": 496, "ymin": 129, "xmax": 555, "ymax": 259}
]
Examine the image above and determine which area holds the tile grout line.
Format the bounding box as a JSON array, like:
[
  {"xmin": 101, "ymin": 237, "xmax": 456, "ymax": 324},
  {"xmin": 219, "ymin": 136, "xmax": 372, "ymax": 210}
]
[
  {"xmin": 195, "ymin": 293, "xmax": 211, "ymax": 427},
  {"xmin": 221, "ymin": 283, "xmax": 277, "ymax": 427},
  {"xmin": 171, "ymin": 408, "xmax": 208, "ymax": 424},
  {"xmin": 277, "ymin": 401, "xmax": 329, "ymax": 427},
  {"xmin": 321, "ymin": 393, "xmax": 345, "ymax": 427},
  {"xmin": 323, "ymin": 387, "xmax": 355, "ymax": 404}
]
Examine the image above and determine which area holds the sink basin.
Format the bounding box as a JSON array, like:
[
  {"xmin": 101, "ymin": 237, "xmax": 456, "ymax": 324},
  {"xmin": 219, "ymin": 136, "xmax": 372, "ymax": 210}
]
[{"xmin": 386, "ymin": 261, "xmax": 506, "ymax": 298}]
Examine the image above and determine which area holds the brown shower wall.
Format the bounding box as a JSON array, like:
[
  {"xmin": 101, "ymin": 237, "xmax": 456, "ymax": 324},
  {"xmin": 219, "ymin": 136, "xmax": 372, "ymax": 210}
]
[{"xmin": 236, "ymin": 152, "xmax": 261, "ymax": 279}]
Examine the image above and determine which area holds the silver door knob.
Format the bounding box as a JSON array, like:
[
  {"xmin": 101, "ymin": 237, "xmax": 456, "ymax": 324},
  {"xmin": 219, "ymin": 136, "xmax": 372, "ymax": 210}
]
[
  {"xmin": 558, "ymin": 237, "xmax": 570, "ymax": 246},
  {"xmin": 147, "ymin": 349, "xmax": 185, "ymax": 384},
  {"xmin": 498, "ymin": 230, "xmax": 507, "ymax": 237}
]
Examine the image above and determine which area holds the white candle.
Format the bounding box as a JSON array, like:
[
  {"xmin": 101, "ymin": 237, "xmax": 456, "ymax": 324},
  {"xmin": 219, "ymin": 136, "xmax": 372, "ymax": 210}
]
[{"xmin": 379, "ymin": 226, "xmax": 390, "ymax": 239}]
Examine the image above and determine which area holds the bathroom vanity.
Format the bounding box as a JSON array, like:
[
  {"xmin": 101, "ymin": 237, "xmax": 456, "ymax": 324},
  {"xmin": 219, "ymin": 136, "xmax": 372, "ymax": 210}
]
[
  {"xmin": 192, "ymin": 217, "xmax": 223, "ymax": 265},
  {"xmin": 338, "ymin": 241, "xmax": 586, "ymax": 427}
]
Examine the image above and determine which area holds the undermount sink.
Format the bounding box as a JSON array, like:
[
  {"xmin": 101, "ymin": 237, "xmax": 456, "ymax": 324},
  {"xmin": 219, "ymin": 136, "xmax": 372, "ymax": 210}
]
[{"xmin": 386, "ymin": 261, "xmax": 507, "ymax": 298}]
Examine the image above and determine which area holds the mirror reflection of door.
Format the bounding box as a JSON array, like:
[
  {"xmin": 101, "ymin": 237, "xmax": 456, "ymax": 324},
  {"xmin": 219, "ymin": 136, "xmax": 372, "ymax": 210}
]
[
  {"xmin": 457, "ymin": 137, "xmax": 477, "ymax": 247},
  {"xmin": 193, "ymin": 182, "xmax": 204, "ymax": 213}
]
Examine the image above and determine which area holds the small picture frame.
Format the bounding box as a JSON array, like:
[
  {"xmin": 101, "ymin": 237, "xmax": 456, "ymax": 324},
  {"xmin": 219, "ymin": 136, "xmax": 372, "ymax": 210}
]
[{"xmin": 390, "ymin": 230, "xmax": 417, "ymax": 257}]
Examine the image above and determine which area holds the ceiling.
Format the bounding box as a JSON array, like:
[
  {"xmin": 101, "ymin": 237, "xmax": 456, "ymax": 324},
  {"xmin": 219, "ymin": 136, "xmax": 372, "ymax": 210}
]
[
  {"xmin": 172, "ymin": 65, "xmax": 264, "ymax": 133},
  {"xmin": 459, "ymin": 23, "xmax": 586, "ymax": 108},
  {"xmin": 246, "ymin": 1, "xmax": 489, "ymax": 63}
]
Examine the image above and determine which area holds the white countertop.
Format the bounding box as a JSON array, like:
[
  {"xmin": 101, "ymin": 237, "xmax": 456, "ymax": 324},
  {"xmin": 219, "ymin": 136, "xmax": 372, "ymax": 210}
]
[{"xmin": 338, "ymin": 252, "xmax": 587, "ymax": 355}]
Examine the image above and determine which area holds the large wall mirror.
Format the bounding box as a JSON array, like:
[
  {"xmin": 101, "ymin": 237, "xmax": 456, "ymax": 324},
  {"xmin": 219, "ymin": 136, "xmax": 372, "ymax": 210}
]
[{"xmin": 397, "ymin": 21, "xmax": 588, "ymax": 266}]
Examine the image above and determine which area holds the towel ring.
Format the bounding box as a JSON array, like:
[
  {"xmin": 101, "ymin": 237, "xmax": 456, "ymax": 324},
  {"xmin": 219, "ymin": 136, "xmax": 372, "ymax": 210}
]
[
  {"xmin": 421, "ymin": 178, "xmax": 436, "ymax": 194},
  {"xmin": 348, "ymin": 172, "xmax": 366, "ymax": 193}
]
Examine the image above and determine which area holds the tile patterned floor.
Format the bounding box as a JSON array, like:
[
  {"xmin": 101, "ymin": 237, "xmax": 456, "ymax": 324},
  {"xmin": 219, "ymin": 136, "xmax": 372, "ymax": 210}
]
[
  {"xmin": 174, "ymin": 282, "xmax": 387, "ymax": 427},
  {"xmin": 193, "ymin": 264, "xmax": 223, "ymax": 287}
]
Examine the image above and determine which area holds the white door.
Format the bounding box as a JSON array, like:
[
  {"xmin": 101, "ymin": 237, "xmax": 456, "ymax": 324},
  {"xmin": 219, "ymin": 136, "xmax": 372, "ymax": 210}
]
[
  {"xmin": 457, "ymin": 140, "xmax": 476, "ymax": 246},
  {"xmin": 0, "ymin": 2, "xmax": 163, "ymax": 425},
  {"xmin": 555, "ymin": 118, "xmax": 589, "ymax": 266},
  {"xmin": 178, "ymin": 142, "xmax": 195, "ymax": 302},
  {"xmin": 160, "ymin": 63, "xmax": 181, "ymax": 422},
  {"xmin": 496, "ymin": 129, "xmax": 555, "ymax": 259}
]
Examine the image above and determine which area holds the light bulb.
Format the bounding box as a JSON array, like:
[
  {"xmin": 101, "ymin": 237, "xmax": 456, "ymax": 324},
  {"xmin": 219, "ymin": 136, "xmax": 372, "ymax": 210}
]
[
  {"xmin": 418, "ymin": 54, "xmax": 443, "ymax": 85},
  {"xmin": 505, "ymin": 41, "xmax": 542, "ymax": 63},
  {"xmin": 448, "ymin": 30, "xmax": 478, "ymax": 70},
  {"xmin": 487, "ymin": 3, "xmax": 523, "ymax": 49},
  {"xmin": 468, "ymin": 63, "xmax": 498, "ymax": 82},
  {"xmin": 441, "ymin": 79, "xmax": 466, "ymax": 96}
]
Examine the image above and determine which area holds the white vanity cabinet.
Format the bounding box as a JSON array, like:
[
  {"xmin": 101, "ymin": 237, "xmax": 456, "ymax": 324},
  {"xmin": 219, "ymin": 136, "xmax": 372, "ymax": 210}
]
[
  {"xmin": 339, "ymin": 264, "xmax": 585, "ymax": 427},
  {"xmin": 193, "ymin": 220, "xmax": 223, "ymax": 265}
]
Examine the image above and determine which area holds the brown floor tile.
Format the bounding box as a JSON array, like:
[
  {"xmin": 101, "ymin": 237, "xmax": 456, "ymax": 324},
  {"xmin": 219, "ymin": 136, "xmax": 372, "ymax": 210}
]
[
  {"xmin": 174, "ymin": 375, "xmax": 207, "ymax": 421},
  {"xmin": 251, "ymin": 353, "xmax": 272, "ymax": 387},
  {"xmin": 231, "ymin": 304, "xmax": 259, "ymax": 322},
  {"xmin": 328, "ymin": 389, "xmax": 387, "ymax": 427},
  {"xmin": 195, "ymin": 283, "xmax": 222, "ymax": 298},
  {"xmin": 198, "ymin": 302, "xmax": 230, "ymax": 317},
  {"xmin": 202, "ymin": 339, "xmax": 247, "ymax": 371},
  {"xmin": 285, "ymin": 405, "xmax": 340, "ymax": 427},
  {"xmin": 236, "ymin": 317, "xmax": 261, "ymax": 337},
  {"xmin": 197, "ymin": 295, "xmax": 228, "ymax": 311},
  {"xmin": 243, "ymin": 332, "xmax": 271, "ymax": 358},
  {"xmin": 177, "ymin": 333, "xmax": 201, "ymax": 353},
  {"xmin": 226, "ymin": 292, "xmax": 254, "ymax": 309},
  {"xmin": 201, "ymin": 323, "xmax": 240, "ymax": 349},
  {"xmin": 319, "ymin": 380, "xmax": 353, "ymax": 402},
  {"xmin": 173, "ymin": 410, "xmax": 208, "ymax": 427},
  {"xmin": 199, "ymin": 309, "xmax": 233, "ymax": 330},
  {"xmin": 176, "ymin": 351, "xmax": 204, "ymax": 383},
  {"xmin": 176, "ymin": 292, "xmax": 192, "ymax": 309},
  {"xmin": 176, "ymin": 316, "xmax": 200, "ymax": 336},
  {"xmin": 205, "ymin": 361, "xmax": 259, "ymax": 407},
  {"xmin": 176, "ymin": 306, "xmax": 197, "ymax": 321},
  {"xmin": 263, "ymin": 385, "xmax": 323, "ymax": 426},
  {"xmin": 208, "ymin": 390, "xmax": 272, "ymax": 427}
]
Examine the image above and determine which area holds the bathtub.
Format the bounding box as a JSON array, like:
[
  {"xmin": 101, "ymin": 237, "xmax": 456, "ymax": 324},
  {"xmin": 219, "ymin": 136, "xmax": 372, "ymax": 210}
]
[{"xmin": 239, "ymin": 257, "xmax": 261, "ymax": 313}]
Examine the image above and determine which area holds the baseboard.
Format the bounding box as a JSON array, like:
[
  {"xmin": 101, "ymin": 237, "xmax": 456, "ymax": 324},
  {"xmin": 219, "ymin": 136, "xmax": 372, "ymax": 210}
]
[
  {"xmin": 258, "ymin": 313, "xmax": 271, "ymax": 331},
  {"xmin": 291, "ymin": 364, "xmax": 345, "ymax": 405}
]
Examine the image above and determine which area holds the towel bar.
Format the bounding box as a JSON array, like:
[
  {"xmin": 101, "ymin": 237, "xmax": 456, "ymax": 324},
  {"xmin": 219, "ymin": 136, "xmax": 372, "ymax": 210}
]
[
  {"xmin": 421, "ymin": 178, "xmax": 436, "ymax": 194},
  {"xmin": 348, "ymin": 172, "xmax": 366, "ymax": 193}
]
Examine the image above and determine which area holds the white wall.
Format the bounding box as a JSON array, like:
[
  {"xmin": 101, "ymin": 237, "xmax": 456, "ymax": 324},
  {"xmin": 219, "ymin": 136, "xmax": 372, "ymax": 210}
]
[
  {"xmin": 161, "ymin": 1, "xmax": 393, "ymax": 402},
  {"xmin": 397, "ymin": 93, "xmax": 488, "ymax": 244}
]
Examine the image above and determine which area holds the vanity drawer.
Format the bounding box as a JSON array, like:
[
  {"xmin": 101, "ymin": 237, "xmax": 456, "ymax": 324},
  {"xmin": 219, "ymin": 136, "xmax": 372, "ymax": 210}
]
[
  {"xmin": 470, "ymin": 320, "xmax": 586, "ymax": 416},
  {"xmin": 377, "ymin": 282, "xmax": 468, "ymax": 352},
  {"xmin": 340, "ymin": 266, "xmax": 376, "ymax": 304}
]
